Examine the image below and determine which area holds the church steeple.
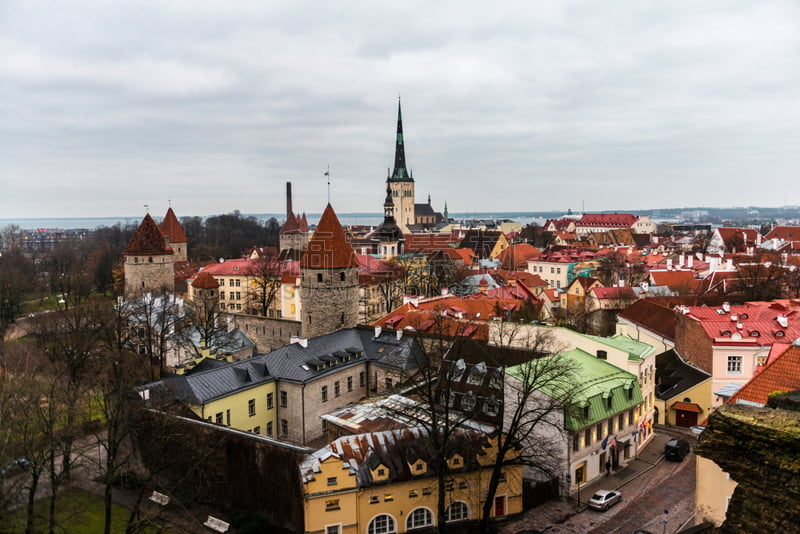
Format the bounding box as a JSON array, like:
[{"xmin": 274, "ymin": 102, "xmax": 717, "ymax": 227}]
[
  {"xmin": 383, "ymin": 182, "xmax": 395, "ymax": 220},
  {"xmin": 390, "ymin": 98, "xmax": 412, "ymax": 182}
]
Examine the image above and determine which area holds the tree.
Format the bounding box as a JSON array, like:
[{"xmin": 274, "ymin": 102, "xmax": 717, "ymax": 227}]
[
  {"xmin": 478, "ymin": 324, "xmax": 576, "ymax": 533},
  {"xmin": 734, "ymin": 252, "xmax": 786, "ymax": 301},
  {"xmin": 0, "ymin": 248, "xmax": 34, "ymax": 325},
  {"xmin": 124, "ymin": 290, "xmax": 187, "ymax": 379},
  {"xmin": 247, "ymin": 252, "xmax": 282, "ymax": 317},
  {"xmin": 374, "ymin": 259, "xmax": 408, "ymax": 315}
]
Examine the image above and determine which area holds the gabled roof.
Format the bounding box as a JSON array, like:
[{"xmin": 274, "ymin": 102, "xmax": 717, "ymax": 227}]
[
  {"xmin": 617, "ymin": 299, "xmax": 676, "ymax": 341},
  {"xmin": 403, "ymin": 233, "xmax": 454, "ymax": 253},
  {"xmin": 280, "ymin": 211, "xmax": 301, "ymax": 234},
  {"xmin": 680, "ymin": 303, "xmax": 800, "ymax": 346},
  {"xmin": 716, "ymin": 227, "xmax": 760, "ymax": 245},
  {"xmin": 124, "ymin": 214, "xmax": 173, "ymax": 256},
  {"xmin": 727, "ymin": 344, "xmax": 800, "ymax": 407},
  {"xmin": 765, "ymin": 226, "xmax": 800, "ymax": 241},
  {"xmin": 649, "ymin": 270, "xmax": 700, "ymax": 293},
  {"xmin": 591, "ymin": 286, "xmax": 637, "ymax": 301},
  {"xmin": 300, "ymin": 204, "xmax": 359, "ymax": 269},
  {"xmin": 496, "ymin": 243, "xmax": 541, "ymax": 269},
  {"xmin": 655, "ymin": 349, "xmax": 711, "ymax": 401},
  {"xmin": 508, "ymin": 348, "xmax": 641, "ymax": 431},
  {"xmin": 459, "ymin": 230, "xmax": 504, "ymax": 259},
  {"xmin": 159, "ymin": 207, "xmax": 188, "ymax": 243}
]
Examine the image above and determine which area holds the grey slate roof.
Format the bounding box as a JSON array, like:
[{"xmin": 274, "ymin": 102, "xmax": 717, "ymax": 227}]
[
  {"xmin": 655, "ymin": 349, "xmax": 711, "ymax": 401},
  {"xmin": 146, "ymin": 326, "xmax": 426, "ymax": 405}
]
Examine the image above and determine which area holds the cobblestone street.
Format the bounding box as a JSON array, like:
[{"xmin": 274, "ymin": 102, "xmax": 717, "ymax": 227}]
[{"xmin": 500, "ymin": 427, "xmax": 697, "ymax": 534}]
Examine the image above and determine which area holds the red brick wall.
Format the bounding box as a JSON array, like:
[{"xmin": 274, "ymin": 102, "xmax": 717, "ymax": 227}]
[{"xmin": 675, "ymin": 313, "xmax": 713, "ymax": 373}]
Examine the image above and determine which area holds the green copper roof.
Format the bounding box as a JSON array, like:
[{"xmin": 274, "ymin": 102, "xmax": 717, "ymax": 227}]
[
  {"xmin": 582, "ymin": 334, "xmax": 656, "ymax": 362},
  {"xmin": 389, "ymin": 99, "xmax": 413, "ymax": 183},
  {"xmin": 507, "ymin": 348, "xmax": 642, "ymax": 432}
]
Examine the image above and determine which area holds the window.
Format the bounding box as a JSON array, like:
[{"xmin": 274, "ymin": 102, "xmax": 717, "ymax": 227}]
[
  {"xmin": 583, "ymin": 405, "xmax": 590, "ymax": 419},
  {"xmin": 367, "ymin": 514, "xmax": 396, "ymax": 534},
  {"xmin": 377, "ymin": 468, "xmax": 385, "ymax": 477},
  {"xmin": 584, "ymin": 428, "xmax": 591, "ymax": 446},
  {"xmin": 347, "ymin": 376, "xmax": 353, "ymax": 392},
  {"xmin": 596, "ymin": 424, "xmax": 603, "ymax": 440},
  {"xmin": 215, "ymin": 412, "xmax": 223, "ymax": 424},
  {"xmin": 248, "ymin": 399, "xmax": 256, "ymax": 416},
  {"xmin": 596, "ymin": 350, "xmax": 607, "ymax": 360},
  {"xmin": 422, "ymin": 487, "xmax": 432, "ymax": 495},
  {"xmin": 384, "ymin": 494, "xmax": 393, "ymax": 502},
  {"xmin": 385, "ymin": 377, "xmax": 393, "ymax": 390},
  {"xmin": 408, "ymin": 489, "xmax": 418, "ymax": 498},
  {"xmin": 339, "ymin": 272, "xmax": 346, "ymax": 281},
  {"xmin": 236, "ymin": 291, "xmax": 241, "ymax": 300},
  {"xmin": 360, "ymin": 371, "xmax": 366, "ymax": 387},
  {"xmin": 369, "ymin": 495, "xmax": 380, "ymax": 504},
  {"xmin": 572, "ymin": 434, "xmax": 579, "ymax": 452},
  {"xmin": 445, "ymin": 501, "xmax": 469, "ymax": 522},
  {"xmin": 628, "ymin": 409, "xmax": 634, "ymax": 426},
  {"xmin": 280, "ymin": 419, "xmax": 288, "ymax": 436},
  {"xmin": 267, "ymin": 393, "xmax": 273, "ymax": 410},
  {"xmin": 317, "ymin": 273, "xmax": 323, "ymax": 283},
  {"xmin": 266, "ymin": 422, "xmax": 273, "ymax": 436},
  {"xmin": 322, "ymin": 386, "xmax": 328, "ymax": 402},
  {"xmin": 226, "ymin": 410, "xmax": 230, "ymax": 425},
  {"xmin": 618, "ymin": 414, "xmax": 624, "ymax": 429},
  {"xmin": 325, "ymin": 499, "xmax": 340, "ymax": 511},
  {"xmin": 280, "ymin": 391, "xmax": 288, "ymax": 407},
  {"xmin": 229, "ymin": 291, "xmax": 234, "ymax": 300},
  {"xmin": 627, "ymin": 387, "xmax": 633, "ymax": 400},
  {"xmin": 406, "ymin": 508, "xmax": 433, "ymax": 530},
  {"xmin": 575, "ymin": 462, "xmax": 586, "ymax": 484},
  {"xmin": 327, "ymin": 477, "xmax": 337, "ymax": 486},
  {"xmin": 461, "ymin": 392, "xmax": 476, "ymax": 411},
  {"xmin": 606, "ymin": 394, "xmax": 613, "ymax": 410},
  {"xmin": 235, "ymin": 279, "xmax": 240, "ymax": 287},
  {"xmin": 220, "ymin": 292, "xmax": 225, "ymax": 299},
  {"xmin": 253, "ymin": 426, "xmax": 260, "ymax": 434},
  {"xmin": 326, "ymin": 526, "xmax": 341, "ymax": 534},
  {"xmin": 727, "ymin": 355, "xmax": 742, "ymax": 374}
]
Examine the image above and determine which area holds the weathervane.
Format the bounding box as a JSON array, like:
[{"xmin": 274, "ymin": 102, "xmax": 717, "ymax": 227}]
[
  {"xmin": 324, "ymin": 165, "xmax": 331, "ymax": 204},
  {"xmin": 144, "ymin": 204, "xmax": 149, "ymax": 214}
]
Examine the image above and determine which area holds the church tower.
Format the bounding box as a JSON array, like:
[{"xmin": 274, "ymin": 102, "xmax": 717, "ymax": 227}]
[
  {"xmin": 387, "ymin": 99, "xmax": 415, "ymax": 233},
  {"xmin": 159, "ymin": 207, "xmax": 188, "ymax": 263},
  {"xmin": 299, "ymin": 204, "xmax": 359, "ymax": 338},
  {"xmin": 372, "ymin": 182, "xmax": 404, "ymax": 260},
  {"xmin": 124, "ymin": 213, "xmax": 175, "ymax": 299},
  {"xmin": 190, "ymin": 270, "xmax": 220, "ymax": 325}
]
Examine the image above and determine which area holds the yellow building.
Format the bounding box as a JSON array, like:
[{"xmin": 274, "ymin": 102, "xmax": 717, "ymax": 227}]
[{"xmin": 301, "ymin": 427, "xmax": 523, "ymax": 534}]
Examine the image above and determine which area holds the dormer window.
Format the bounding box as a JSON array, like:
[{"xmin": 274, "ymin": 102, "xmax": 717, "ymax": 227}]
[
  {"xmin": 775, "ymin": 331, "xmax": 785, "ymax": 337},
  {"xmin": 583, "ymin": 405, "xmax": 590, "ymax": 419},
  {"xmin": 721, "ymin": 331, "xmax": 731, "ymax": 337},
  {"xmin": 452, "ymin": 359, "xmax": 466, "ymax": 381},
  {"xmin": 750, "ymin": 331, "xmax": 760, "ymax": 337},
  {"xmin": 606, "ymin": 394, "xmax": 613, "ymax": 410},
  {"xmin": 461, "ymin": 391, "xmax": 476, "ymax": 412}
]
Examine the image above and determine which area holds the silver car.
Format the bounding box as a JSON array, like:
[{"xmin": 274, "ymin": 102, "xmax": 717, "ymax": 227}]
[{"xmin": 588, "ymin": 489, "xmax": 622, "ymax": 511}]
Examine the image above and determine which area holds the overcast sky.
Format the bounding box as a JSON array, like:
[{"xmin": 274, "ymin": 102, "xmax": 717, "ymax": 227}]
[{"xmin": 2, "ymin": 1, "xmax": 799, "ymax": 220}]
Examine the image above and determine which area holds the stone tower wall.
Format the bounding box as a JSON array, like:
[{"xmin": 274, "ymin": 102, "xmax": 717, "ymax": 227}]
[
  {"xmin": 279, "ymin": 232, "xmax": 309, "ymax": 253},
  {"xmin": 390, "ymin": 181, "xmax": 415, "ymax": 233},
  {"xmin": 124, "ymin": 254, "xmax": 175, "ymax": 298},
  {"xmin": 300, "ymin": 266, "xmax": 359, "ymax": 338}
]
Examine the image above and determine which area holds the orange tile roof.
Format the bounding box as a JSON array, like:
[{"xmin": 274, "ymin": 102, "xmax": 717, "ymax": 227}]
[
  {"xmin": 124, "ymin": 214, "xmax": 173, "ymax": 256},
  {"xmin": 649, "ymin": 270, "xmax": 700, "ymax": 292},
  {"xmin": 159, "ymin": 207, "xmax": 188, "ymax": 243},
  {"xmin": 496, "ymin": 244, "xmax": 541, "ymax": 268},
  {"xmin": 727, "ymin": 345, "xmax": 800, "ymax": 406},
  {"xmin": 765, "ymin": 226, "xmax": 800, "ymax": 241},
  {"xmin": 191, "ymin": 270, "xmax": 219, "ymax": 289},
  {"xmin": 300, "ymin": 204, "xmax": 359, "ymax": 269},
  {"xmin": 670, "ymin": 401, "xmax": 703, "ymax": 413}
]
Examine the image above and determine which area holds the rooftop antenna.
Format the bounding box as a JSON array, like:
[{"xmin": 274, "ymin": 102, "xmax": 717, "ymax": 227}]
[{"xmin": 324, "ymin": 165, "xmax": 331, "ymax": 204}]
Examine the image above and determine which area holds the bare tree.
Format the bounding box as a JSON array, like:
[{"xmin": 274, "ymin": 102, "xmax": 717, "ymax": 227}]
[
  {"xmin": 478, "ymin": 324, "xmax": 576, "ymax": 533},
  {"xmin": 124, "ymin": 291, "xmax": 187, "ymax": 379},
  {"xmin": 246, "ymin": 252, "xmax": 282, "ymax": 317}
]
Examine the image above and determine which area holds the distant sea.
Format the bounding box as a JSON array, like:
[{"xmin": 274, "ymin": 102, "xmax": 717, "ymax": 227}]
[{"xmin": 0, "ymin": 213, "xmax": 549, "ymax": 231}]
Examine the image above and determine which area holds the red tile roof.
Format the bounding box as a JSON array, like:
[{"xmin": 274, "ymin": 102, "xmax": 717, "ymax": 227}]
[
  {"xmin": 591, "ymin": 286, "xmax": 636, "ymax": 300},
  {"xmin": 670, "ymin": 401, "xmax": 703, "ymax": 413},
  {"xmin": 300, "ymin": 204, "xmax": 359, "ymax": 269},
  {"xmin": 727, "ymin": 345, "xmax": 800, "ymax": 406},
  {"xmin": 649, "ymin": 270, "xmax": 700, "ymax": 293},
  {"xmin": 403, "ymin": 233, "xmax": 453, "ymax": 253},
  {"xmin": 124, "ymin": 214, "xmax": 173, "ymax": 256},
  {"xmin": 765, "ymin": 226, "xmax": 800, "ymax": 241},
  {"xmin": 682, "ymin": 303, "xmax": 800, "ymax": 346},
  {"xmin": 716, "ymin": 227, "xmax": 760, "ymax": 245},
  {"xmin": 280, "ymin": 212, "xmax": 301, "ymax": 234},
  {"xmin": 191, "ymin": 270, "xmax": 219, "ymax": 289},
  {"xmin": 159, "ymin": 207, "xmax": 188, "ymax": 243},
  {"xmin": 577, "ymin": 213, "xmax": 637, "ymax": 228},
  {"xmin": 617, "ymin": 299, "xmax": 676, "ymax": 340}
]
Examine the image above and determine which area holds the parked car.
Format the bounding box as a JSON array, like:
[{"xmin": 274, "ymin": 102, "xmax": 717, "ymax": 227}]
[
  {"xmin": 587, "ymin": 489, "xmax": 622, "ymax": 511},
  {"xmin": 690, "ymin": 425, "xmax": 706, "ymax": 435},
  {"xmin": 665, "ymin": 438, "xmax": 691, "ymax": 461},
  {"xmin": 0, "ymin": 458, "xmax": 30, "ymax": 476}
]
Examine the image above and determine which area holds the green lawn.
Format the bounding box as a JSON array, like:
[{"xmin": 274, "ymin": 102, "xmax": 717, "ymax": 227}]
[{"xmin": 0, "ymin": 488, "xmax": 171, "ymax": 533}]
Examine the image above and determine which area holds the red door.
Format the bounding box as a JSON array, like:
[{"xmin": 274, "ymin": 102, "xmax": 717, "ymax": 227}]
[
  {"xmin": 495, "ymin": 496, "xmax": 505, "ymax": 517},
  {"xmin": 677, "ymin": 410, "xmax": 698, "ymax": 427}
]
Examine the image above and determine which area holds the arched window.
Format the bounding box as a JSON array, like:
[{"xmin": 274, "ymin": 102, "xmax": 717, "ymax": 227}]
[
  {"xmin": 406, "ymin": 508, "xmax": 433, "ymax": 530},
  {"xmin": 445, "ymin": 501, "xmax": 469, "ymax": 522},
  {"xmin": 367, "ymin": 514, "xmax": 396, "ymax": 534}
]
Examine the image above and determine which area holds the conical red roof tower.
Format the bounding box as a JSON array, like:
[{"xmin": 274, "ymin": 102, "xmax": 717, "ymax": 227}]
[
  {"xmin": 300, "ymin": 204, "xmax": 358, "ymax": 269},
  {"xmin": 125, "ymin": 214, "xmax": 173, "ymax": 256}
]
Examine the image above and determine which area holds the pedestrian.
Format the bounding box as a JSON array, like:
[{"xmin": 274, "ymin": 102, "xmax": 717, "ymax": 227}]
[{"xmin": 605, "ymin": 459, "xmax": 611, "ymax": 477}]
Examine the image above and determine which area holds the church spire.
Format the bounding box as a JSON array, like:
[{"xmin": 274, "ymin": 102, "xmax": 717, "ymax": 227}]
[
  {"xmin": 390, "ymin": 98, "xmax": 412, "ymax": 182},
  {"xmin": 383, "ymin": 182, "xmax": 395, "ymax": 221}
]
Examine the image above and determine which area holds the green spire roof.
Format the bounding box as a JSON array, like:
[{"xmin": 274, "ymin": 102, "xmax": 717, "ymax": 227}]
[{"xmin": 389, "ymin": 98, "xmax": 413, "ymax": 182}]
